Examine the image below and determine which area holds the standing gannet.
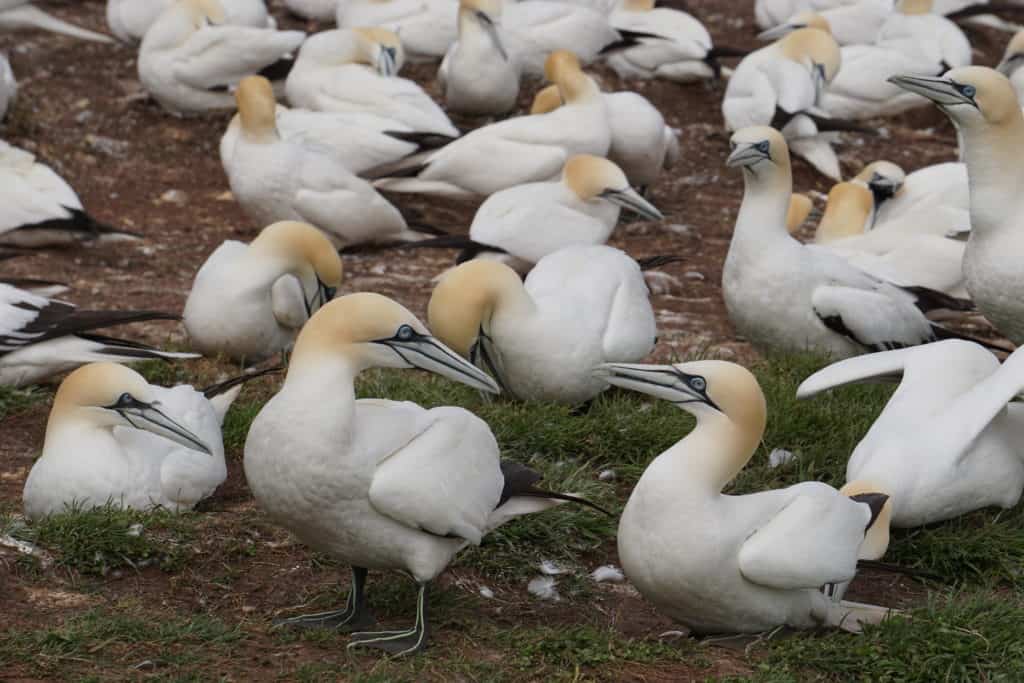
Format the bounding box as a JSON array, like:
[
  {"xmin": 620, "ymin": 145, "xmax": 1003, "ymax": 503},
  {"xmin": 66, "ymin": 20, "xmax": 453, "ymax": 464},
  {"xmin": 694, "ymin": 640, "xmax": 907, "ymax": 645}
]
[
  {"xmin": 438, "ymin": 0, "xmax": 520, "ymax": 116},
  {"xmin": 723, "ymin": 127, "xmax": 971, "ymax": 358},
  {"xmin": 285, "ymin": 0, "xmax": 338, "ymax": 21},
  {"xmin": 758, "ymin": 2, "xmax": 893, "ymax": 46},
  {"xmin": 597, "ymin": 359, "xmax": 892, "ymax": 633},
  {"xmin": 428, "ymin": 246, "xmax": 657, "ymax": 403},
  {"xmin": 891, "ymin": 67, "xmax": 1024, "ymax": 345},
  {"xmin": 107, "ymin": 0, "xmax": 272, "ymax": 42},
  {"xmin": 854, "ymin": 160, "xmax": 970, "ymax": 234},
  {"xmin": 338, "ymin": 0, "xmax": 458, "ymax": 62},
  {"xmin": 997, "ymin": 30, "xmax": 1024, "ymax": 105},
  {"xmin": 245, "ymin": 293, "xmax": 601, "ymax": 656},
  {"xmin": 799, "ymin": 340, "xmax": 1024, "ymax": 526},
  {"xmin": 0, "ymin": 53, "xmax": 16, "ymax": 120},
  {"xmin": 285, "ymin": 28, "xmax": 458, "ymax": 136},
  {"xmin": 375, "ymin": 51, "xmax": 610, "ymax": 197},
  {"xmin": 0, "ymin": 285, "xmax": 197, "ymax": 388},
  {"xmin": 224, "ymin": 76, "xmax": 417, "ymax": 249},
  {"xmin": 22, "ymin": 363, "xmax": 230, "ymax": 519},
  {"xmin": 138, "ymin": 0, "xmax": 305, "ymax": 114},
  {"xmin": 0, "ymin": 1, "xmax": 113, "ymax": 42},
  {"xmin": 183, "ymin": 221, "xmax": 342, "ymax": 363}
]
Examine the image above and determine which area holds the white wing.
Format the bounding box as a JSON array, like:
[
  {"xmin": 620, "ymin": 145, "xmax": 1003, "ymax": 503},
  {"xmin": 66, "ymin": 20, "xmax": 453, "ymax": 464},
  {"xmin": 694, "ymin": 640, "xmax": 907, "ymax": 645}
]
[
  {"xmin": 172, "ymin": 25, "xmax": 305, "ymax": 89},
  {"xmin": 270, "ymin": 274, "xmax": 310, "ymax": 330},
  {"xmin": 810, "ymin": 284, "xmax": 935, "ymax": 351}
]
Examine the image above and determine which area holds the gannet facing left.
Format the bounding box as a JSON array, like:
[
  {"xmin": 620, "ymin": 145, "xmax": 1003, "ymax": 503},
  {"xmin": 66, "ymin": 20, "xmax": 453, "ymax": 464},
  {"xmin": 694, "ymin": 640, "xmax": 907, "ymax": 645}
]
[
  {"xmin": 597, "ymin": 359, "xmax": 892, "ymax": 633},
  {"xmin": 438, "ymin": 0, "xmax": 521, "ymax": 116}
]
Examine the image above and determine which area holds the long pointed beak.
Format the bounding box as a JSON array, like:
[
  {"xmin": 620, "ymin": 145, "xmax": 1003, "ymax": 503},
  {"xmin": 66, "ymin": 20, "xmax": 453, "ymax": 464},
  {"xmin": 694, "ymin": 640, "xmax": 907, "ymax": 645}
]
[
  {"xmin": 383, "ymin": 334, "xmax": 501, "ymax": 394},
  {"xmin": 113, "ymin": 401, "xmax": 213, "ymax": 456},
  {"xmin": 593, "ymin": 363, "xmax": 718, "ymax": 409},
  {"xmin": 477, "ymin": 12, "xmax": 509, "ymax": 61},
  {"xmin": 887, "ymin": 74, "xmax": 970, "ymax": 106},
  {"xmin": 378, "ymin": 46, "xmax": 398, "ymax": 77},
  {"xmin": 757, "ymin": 23, "xmax": 799, "ymax": 41},
  {"xmin": 602, "ymin": 188, "xmax": 663, "ymax": 221},
  {"xmin": 726, "ymin": 143, "xmax": 769, "ymax": 168}
]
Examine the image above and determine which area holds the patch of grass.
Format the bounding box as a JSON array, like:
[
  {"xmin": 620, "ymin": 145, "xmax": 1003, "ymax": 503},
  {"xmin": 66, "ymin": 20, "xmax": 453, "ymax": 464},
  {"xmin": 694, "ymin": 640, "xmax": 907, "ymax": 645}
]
[
  {"xmin": 221, "ymin": 398, "xmax": 264, "ymax": 454},
  {"xmin": 0, "ymin": 384, "xmax": 48, "ymax": 419},
  {"xmin": 500, "ymin": 623, "xmax": 695, "ymax": 671}
]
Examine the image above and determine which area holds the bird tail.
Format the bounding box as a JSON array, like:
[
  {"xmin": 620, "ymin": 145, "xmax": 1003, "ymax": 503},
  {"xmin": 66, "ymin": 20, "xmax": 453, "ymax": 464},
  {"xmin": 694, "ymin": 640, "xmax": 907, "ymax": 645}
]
[
  {"xmin": 2, "ymin": 209, "xmax": 142, "ymax": 249},
  {"xmin": 0, "ymin": 5, "xmax": 113, "ymax": 43},
  {"xmin": 903, "ymin": 285, "xmax": 975, "ymax": 313},
  {"xmin": 383, "ymin": 131, "xmax": 459, "ymax": 151},
  {"xmin": 76, "ymin": 332, "xmax": 199, "ymax": 363},
  {"xmin": 341, "ymin": 235, "xmax": 506, "ymax": 261},
  {"xmin": 200, "ymin": 365, "xmax": 283, "ymax": 424},
  {"xmin": 636, "ymin": 254, "xmax": 685, "ymax": 271},
  {"xmin": 929, "ymin": 325, "xmax": 1015, "ymax": 355},
  {"xmin": 487, "ymin": 460, "xmax": 611, "ymax": 531},
  {"xmin": 704, "ymin": 45, "xmax": 748, "ymax": 78},
  {"xmin": 597, "ymin": 29, "xmax": 663, "ymax": 55},
  {"xmin": 824, "ymin": 601, "xmax": 897, "ymax": 633}
]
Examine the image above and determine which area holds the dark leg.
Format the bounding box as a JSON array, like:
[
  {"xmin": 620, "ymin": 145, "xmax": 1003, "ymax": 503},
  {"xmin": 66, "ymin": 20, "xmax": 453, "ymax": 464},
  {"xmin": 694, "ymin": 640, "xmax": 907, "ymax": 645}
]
[
  {"xmin": 273, "ymin": 566, "xmax": 375, "ymax": 631},
  {"xmin": 347, "ymin": 581, "xmax": 430, "ymax": 657},
  {"xmin": 569, "ymin": 398, "xmax": 596, "ymax": 417}
]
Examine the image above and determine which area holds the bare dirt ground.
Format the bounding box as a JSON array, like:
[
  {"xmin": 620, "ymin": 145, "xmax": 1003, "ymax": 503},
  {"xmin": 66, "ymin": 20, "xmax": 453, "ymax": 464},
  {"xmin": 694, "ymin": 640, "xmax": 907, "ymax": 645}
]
[{"xmin": 0, "ymin": 1, "xmax": 1014, "ymax": 681}]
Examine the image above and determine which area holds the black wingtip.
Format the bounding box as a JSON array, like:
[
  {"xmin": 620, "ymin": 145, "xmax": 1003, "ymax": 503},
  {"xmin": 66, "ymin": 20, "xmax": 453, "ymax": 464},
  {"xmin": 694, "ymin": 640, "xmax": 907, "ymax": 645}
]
[
  {"xmin": 903, "ymin": 285, "xmax": 975, "ymax": 313},
  {"xmin": 637, "ymin": 254, "xmax": 685, "ymax": 271},
  {"xmin": 339, "ymin": 234, "xmax": 503, "ymax": 256},
  {"xmin": 856, "ymin": 559, "xmax": 942, "ymax": 581},
  {"xmin": 257, "ymin": 56, "xmax": 295, "ymax": 82},
  {"xmin": 383, "ymin": 130, "xmax": 459, "ymax": 151},
  {"xmin": 201, "ymin": 365, "xmax": 284, "ymax": 399},
  {"xmin": 497, "ymin": 460, "xmax": 612, "ymax": 517}
]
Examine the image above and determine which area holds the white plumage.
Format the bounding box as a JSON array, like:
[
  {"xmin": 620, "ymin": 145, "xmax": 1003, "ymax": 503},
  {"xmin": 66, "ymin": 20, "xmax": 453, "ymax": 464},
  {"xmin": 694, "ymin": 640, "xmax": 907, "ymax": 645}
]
[
  {"xmin": 438, "ymin": 0, "xmax": 521, "ymax": 116},
  {"xmin": 605, "ymin": 0, "xmax": 721, "ymax": 83},
  {"xmin": 0, "ymin": 53, "xmax": 16, "ymax": 120},
  {"xmin": 107, "ymin": 0, "xmax": 272, "ymax": 42},
  {"xmin": 337, "ymin": 0, "xmax": 458, "ymax": 62}
]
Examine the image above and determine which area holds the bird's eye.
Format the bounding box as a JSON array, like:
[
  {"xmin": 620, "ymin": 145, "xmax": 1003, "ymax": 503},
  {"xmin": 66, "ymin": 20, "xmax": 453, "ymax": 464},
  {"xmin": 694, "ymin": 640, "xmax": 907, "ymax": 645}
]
[
  {"xmin": 960, "ymin": 84, "xmax": 976, "ymax": 98},
  {"xmin": 118, "ymin": 393, "xmax": 132, "ymax": 406},
  {"xmin": 757, "ymin": 141, "xmax": 770, "ymax": 154},
  {"xmin": 689, "ymin": 377, "xmax": 707, "ymax": 392},
  {"xmin": 396, "ymin": 324, "xmax": 415, "ymax": 341}
]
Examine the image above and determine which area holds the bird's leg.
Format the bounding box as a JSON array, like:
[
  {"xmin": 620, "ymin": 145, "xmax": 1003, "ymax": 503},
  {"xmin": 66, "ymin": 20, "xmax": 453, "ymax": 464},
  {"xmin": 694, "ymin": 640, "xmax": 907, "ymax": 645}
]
[
  {"xmin": 273, "ymin": 566, "xmax": 375, "ymax": 631},
  {"xmin": 347, "ymin": 581, "xmax": 430, "ymax": 657},
  {"xmin": 569, "ymin": 398, "xmax": 596, "ymax": 417}
]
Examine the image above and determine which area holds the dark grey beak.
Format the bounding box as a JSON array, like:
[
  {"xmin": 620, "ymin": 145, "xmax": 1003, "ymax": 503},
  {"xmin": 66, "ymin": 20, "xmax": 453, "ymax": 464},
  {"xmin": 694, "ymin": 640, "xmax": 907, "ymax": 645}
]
[
  {"xmin": 374, "ymin": 325, "xmax": 501, "ymax": 394},
  {"xmin": 378, "ymin": 46, "xmax": 398, "ymax": 77},
  {"xmin": 887, "ymin": 74, "xmax": 976, "ymax": 108},
  {"xmin": 107, "ymin": 394, "xmax": 212, "ymax": 455},
  {"xmin": 726, "ymin": 141, "xmax": 772, "ymax": 168},
  {"xmin": 601, "ymin": 187, "xmax": 664, "ymax": 221}
]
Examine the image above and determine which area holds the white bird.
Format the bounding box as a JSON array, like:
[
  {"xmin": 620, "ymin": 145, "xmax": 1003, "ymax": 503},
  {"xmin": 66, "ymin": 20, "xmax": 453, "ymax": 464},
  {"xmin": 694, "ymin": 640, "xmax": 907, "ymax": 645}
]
[
  {"xmin": 244, "ymin": 292, "xmax": 601, "ymax": 656},
  {"xmin": 723, "ymin": 126, "xmax": 972, "ymax": 359},
  {"xmin": 757, "ymin": 1, "xmax": 893, "ymax": 46},
  {"xmin": 284, "ymin": 0, "xmax": 338, "ymax": 21},
  {"xmin": 338, "ymin": 0, "xmax": 458, "ymax": 62},
  {"xmin": 375, "ymin": 51, "xmax": 610, "ymax": 197},
  {"xmin": 997, "ymin": 29, "xmax": 1024, "ymax": 106},
  {"xmin": 285, "ymin": 27, "xmax": 458, "ymax": 136},
  {"xmin": 138, "ymin": 0, "xmax": 305, "ymax": 114},
  {"xmin": 755, "ymin": 0, "xmax": 865, "ymax": 29},
  {"xmin": 107, "ymin": 0, "xmax": 274, "ymax": 43},
  {"xmin": 183, "ymin": 221, "xmax": 342, "ymax": 363},
  {"xmin": 0, "ymin": 140, "xmax": 140, "ymax": 248},
  {"xmin": 0, "ymin": 53, "xmax": 16, "ymax": 121},
  {"xmin": 596, "ymin": 358, "xmax": 892, "ymax": 633},
  {"xmin": 798, "ymin": 340, "xmax": 1024, "ymax": 527},
  {"xmin": 890, "ymin": 67, "xmax": 1024, "ymax": 345},
  {"xmin": 223, "ymin": 76, "xmax": 420, "ymax": 249},
  {"xmin": 0, "ymin": 1, "xmax": 114, "ymax": 43},
  {"xmin": 853, "ymin": 160, "xmax": 970, "ymax": 234},
  {"xmin": 502, "ymin": 0, "xmax": 620, "ymax": 77},
  {"xmin": 428, "ymin": 246, "xmax": 657, "ymax": 404},
  {"xmin": 0, "ymin": 284, "xmax": 197, "ymax": 388},
  {"xmin": 23, "ymin": 363, "xmax": 231, "ymax": 519},
  {"xmin": 438, "ymin": 0, "xmax": 520, "ymax": 116}
]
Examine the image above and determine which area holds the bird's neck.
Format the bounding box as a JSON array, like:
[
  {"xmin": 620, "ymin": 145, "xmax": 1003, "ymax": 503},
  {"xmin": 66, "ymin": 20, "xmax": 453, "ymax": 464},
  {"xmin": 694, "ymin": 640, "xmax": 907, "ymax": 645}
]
[
  {"xmin": 733, "ymin": 168, "xmax": 795, "ymax": 251},
  {"xmin": 652, "ymin": 411, "xmax": 764, "ymax": 494},
  {"xmin": 960, "ymin": 120, "xmax": 1024, "ymax": 238},
  {"xmin": 282, "ymin": 354, "xmax": 360, "ymax": 428}
]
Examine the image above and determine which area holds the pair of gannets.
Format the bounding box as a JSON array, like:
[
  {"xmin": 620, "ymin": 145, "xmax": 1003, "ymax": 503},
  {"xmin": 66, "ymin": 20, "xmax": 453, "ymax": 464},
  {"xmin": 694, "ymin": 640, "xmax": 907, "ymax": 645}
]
[
  {"xmin": 138, "ymin": 0, "xmax": 305, "ymax": 114},
  {"xmin": 997, "ymin": 30, "xmax": 1024, "ymax": 106},
  {"xmin": 438, "ymin": 0, "xmax": 521, "ymax": 116},
  {"xmin": 286, "ymin": 28, "xmax": 458, "ymax": 136},
  {"xmin": 0, "ymin": 1, "xmax": 113, "ymax": 43},
  {"xmin": 758, "ymin": 0, "xmax": 893, "ymax": 46},
  {"xmin": 183, "ymin": 221, "xmax": 342, "ymax": 363},
  {"xmin": 107, "ymin": 0, "xmax": 273, "ymax": 43},
  {"xmin": 0, "ymin": 54, "xmax": 16, "ymax": 120},
  {"xmin": 598, "ymin": 359, "xmax": 891, "ymax": 633},
  {"xmin": 338, "ymin": 0, "xmax": 457, "ymax": 63},
  {"xmin": 245, "ymin": 293, "xmax": 601, "ymax": 656}
]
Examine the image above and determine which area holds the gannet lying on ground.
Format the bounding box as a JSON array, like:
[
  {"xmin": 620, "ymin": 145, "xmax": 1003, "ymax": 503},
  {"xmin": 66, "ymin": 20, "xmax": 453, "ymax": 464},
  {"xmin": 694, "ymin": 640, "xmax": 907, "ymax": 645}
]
[
  {"xmin": 0, "ymin": 284, "xmax": 196, "ymax": 388},
  {"xmin": 438, "ymin": 0, "xmax": 521, "ymax": 116},
  {"xmin": 799, "ymin": 340, "xmax": 1024, "ymax": 526},
  {"xmin": 755, "ymin": 0, "xmax": 866, "ymax": 29},
  {"xmin": 183, "ymin": 221, "xmax": 342, "ymax": 363},
  {"xmin": 502, "ymin": 0, "xmax": 620, "ymax": 77},
  {"xmin": 597, "ymin": 359, "xmax": 892, "ymax": 633},
  {"xmin": 428, "ymin": 246, "xmax": 657, "ymax": 403},
  {"xmin": 138, "ymin": 0, "xmax": 305, "ymax": 114},
  {"xmin": 107, "ymin": 0, "xmax": 273, "ymax": 43},
  {"xmin": 757, "ymin": 1, "xmax": 893, "ymax": 46},
  {"xmin": 0, "ymin": 53, "xmax": 16, "ymax": 120},
  {"xmin": 337, "ymin": 0, "xmax": 457, "ymax": 62},
  {"xmin": 285, "ymin": 0, "xmax": 338, "ymax": 21},
  {"xmin": 997, "ymin": 30, "xmax": 1024, "ymax": 105},
  {"xmin": 286, "ymin": 28, "xmax": 458, "ymax": 136},
  {"xmin": 23, "ymin": 363, "xmax": 234, "ymax": 519},
  {"xmin": 0, "ymin": 1, "xmax": 113, "ymax": 43},
  {"xmin": 245, "ymin": 293, "xmax": 603, "ymax": 656},
  {"xmin": 853, "ymin": 160, "xmax": 970, "ymax": 233}
]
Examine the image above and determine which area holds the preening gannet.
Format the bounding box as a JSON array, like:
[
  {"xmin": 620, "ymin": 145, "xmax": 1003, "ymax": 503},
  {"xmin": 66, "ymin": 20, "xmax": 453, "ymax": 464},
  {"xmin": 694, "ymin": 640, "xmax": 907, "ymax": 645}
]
[
  {"xmin": 799, "ymin": 340, "xmax": 1024, "ymax": 527},
  {"xmin": 0, "ymin": 285, "xmax": 197, "ymax": 388},
  {"xmin": 285, "ymin": 28, "xmax": 458, "ymax": 136},
  {"xmin": 375, "ymin": 51, "xmax": 609, "ymax": 197},
  {"xmin": 854, "ymin": 160, "xmax": 970, "ymax": 234},
  {"xmin": 285, "ymin": 0, "xmax": 338, "ymax": 21},
  {"xmin": 0, "ymin": 53, "xmax": 16, "ymax": 120},
  {"xmin": 107, "ymin": 0, "xmax": 273, "ymax": 43},
  {"xmin": 757, "ymin": 2, "xmax": 892, "ymax": 46},
  {"xmin": 223, "ymin": 76, "xmax": 417, "ymax": 249},
  {"xmin": 338, "ymin": 0, "xmax": 458, "ymax": 62},
  {"xmin": 597, "ymin": 359, "xmax": 892, "ymax": 633},
  {"xmin": 0, "ymin": 1, "xmax": 113, "ymax": 43},
  {"xmin": 138, "ymin": 0, "xmax": 305, "ymax": 114},
  {"xmin": 438, "ymin": 0, "xmax": 520, "ymax": 116},
  {"xmin": 428, "ymin": 246, "xmax": 657, "ymax": 403},
  {"xmin": 245, "ymin": 293, "xmax": 601, "ymax": 656},
  {"xmin": 997, "ymin": 30, "xmax": 1024, "ymax": 106},
  {"xmin": 890, "ymin": 66, "xmax": 1024, "ymax": 344},
  {"xmin": 23, "ymin": 363, "xmax": 229, "ymax": 519},
  {"xmin": 183, "ymin": 221, "xmax": 341, "ymax": 363}
]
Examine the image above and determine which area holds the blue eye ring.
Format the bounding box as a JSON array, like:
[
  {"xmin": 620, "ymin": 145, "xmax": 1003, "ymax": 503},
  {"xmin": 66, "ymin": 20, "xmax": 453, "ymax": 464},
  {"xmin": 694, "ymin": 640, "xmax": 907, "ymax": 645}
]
[
  {"xmin": 396, "ymin": 324, "xmax": 415, "ymax": 340},
  {"xmin": 690, "ymin": 377, "xmax": 707, "ymax": 392},
  {"xmin": 961, "ymin": 84, "xmax": 976, "ymax": 98}
]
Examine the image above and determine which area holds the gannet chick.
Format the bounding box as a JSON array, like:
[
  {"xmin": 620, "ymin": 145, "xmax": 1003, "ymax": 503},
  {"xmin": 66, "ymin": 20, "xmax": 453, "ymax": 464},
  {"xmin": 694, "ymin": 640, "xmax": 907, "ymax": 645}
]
[
  {"xmin": 799, "ymin": 340, "xmax": 1024, "ymax": 526},
  {"xmin": 285, "ymin": 28, "xmax": 458, "ymax": 136},
  {"xmin": 23, "ymin": 363, "xmax": 229, "ymax": 519},
  {"xmin": 245, "ymin": 293, "xmax": 602, "ymax": 656},
  {"xmin": 338, "ymin": 0, "xmax": 457, "ymax": 62},
  {"xmin": 438, "ymin": 0, "xmax": 521, "ymax": 116},
  {"xmin": 786, "ymin": 193, "xmax": 814, "ymax": 234},
  {"xmin": 428, "ymin": 246, "xmax": 657, "ymax": 403},
  {"xmin": 223, "ymin": 76, "xmax": 416, "ymax": 249},
  {"xmin": 375, "ymin": 51, "xmax": 610, "ymax": 197},
  {"xmin": 107, "ymin": 0, "xmax": 273, "ymax": 43},
  {"xmin": 501, "ymin": 0, "xmax": 620, "ymax": 77},
  {"xmin": 997, "ymin": 30, "xmax": 1024, "ymax": 106},
  {"xmin": 138, "ymin": 0, "xmax": 305, "ymax": 114},
  {"xmin": 854, "ymin": 160, "xmax": 970, "ymax": 234},
  {"xmin": 0, "ymin": 53, "xmax": 16, "ymax": 121},
  {"xmin": 0, "ymin": 1, "xmax": 113, "ymax": 42},
  {"xmin": 597, "ymin": 359, "xmax": 892, "ymax": 633},
  {"xmin": 758, "ymin": 3, "xmax": 891, "ymax": 46},
  {"xmin": 285, "ymin": 0, "xmax": 338, "ymax": 21},
  {"xmin": 890, "ymin": 66, "xmax": 1024, "ymax": 344}
]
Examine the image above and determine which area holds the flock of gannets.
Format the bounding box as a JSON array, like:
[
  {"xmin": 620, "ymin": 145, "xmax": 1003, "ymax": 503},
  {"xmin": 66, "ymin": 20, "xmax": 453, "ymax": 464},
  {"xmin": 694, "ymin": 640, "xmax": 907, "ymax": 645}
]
[{"xmin": 4, "ymin": 0, "xmax": 1024, "ymax": 656}]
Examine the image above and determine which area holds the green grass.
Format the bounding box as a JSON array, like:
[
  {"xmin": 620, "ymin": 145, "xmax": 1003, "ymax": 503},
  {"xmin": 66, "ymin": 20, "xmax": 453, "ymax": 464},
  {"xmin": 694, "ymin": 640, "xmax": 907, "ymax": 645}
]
[{"xmin": 0, "ymin": 384, "xmax": 48, "ymax": 419}]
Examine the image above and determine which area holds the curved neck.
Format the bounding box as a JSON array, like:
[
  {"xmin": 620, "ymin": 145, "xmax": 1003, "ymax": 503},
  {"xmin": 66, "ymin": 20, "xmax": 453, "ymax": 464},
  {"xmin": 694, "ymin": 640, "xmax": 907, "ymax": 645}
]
[
  {"xmin": 733, "ymin": 166, "xmax": 795, "ymax": 250},
  {"xmin": 655, "ymin": 410, "xmax": 765, "ymax": 493},
  {"xmin": 960, "ymin": 118, "xmax": 1024, "ymax": 237}
]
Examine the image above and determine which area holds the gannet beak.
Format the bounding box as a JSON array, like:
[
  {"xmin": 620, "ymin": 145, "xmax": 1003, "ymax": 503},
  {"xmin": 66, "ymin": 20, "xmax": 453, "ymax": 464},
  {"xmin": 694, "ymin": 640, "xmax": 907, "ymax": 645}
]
[
  {"xmin": 726, "ymin": 141, "xmax": 771, "ymax": 169},
  {"xmin": 375, "ymin": 327, "xmax": 501, "ymax": 394},
  {"xmin": 593, "ymin": 363, "xmax": 720, "ymax": 411},
  {"xmin": 812, "ymin": 62, "xmax": 827, "ymax": 105},
  {"xmin": 996, "ymin": 54, "xmax": 1023, "ymax": 77},
  {"xmin": 757, "ymin": 23, "xmax": 799, "ymax": 41},
  {"xmin": 378, "ymin": 46, "xmax": 398, "ymax": 77},
  {"xmin": 601, "ymin": 188, "xmax": 664, "ymax": 221},
  {"xmin": 868, "ymin": 174, "xmax": 900, "ymax": 203},
  {"xmin": 887, "ymin": 75, "xmax": 977, "ymax": 108},
  {"xmin": 477, "ymin": 11, "xmax": 509, "ymax": 61},
  {"xmin": 105, "ymin": 394, "xmax": 213, "ymax": 455}
]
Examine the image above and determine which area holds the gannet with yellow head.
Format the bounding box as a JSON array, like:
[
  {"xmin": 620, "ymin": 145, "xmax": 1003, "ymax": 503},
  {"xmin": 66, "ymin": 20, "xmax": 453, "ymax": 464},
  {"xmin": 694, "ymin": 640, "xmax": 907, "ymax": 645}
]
[
  {"xmin": 997, "ymin": 30, "xmax": 1024, "ymax": 106},
  {"xmin": 107, "ymin": 0, "xmax": 272, "ymax": 43},
  {"xmin": 438, "ymin": 0, "xmax": 520, "ymax": 116},
  {"xmin": 337, "ymin": 0, "xmax": 458, "ymax": 62},
  {"xmin": 854, "ymin": 159, "xmax": 971, "ymax": 236}
]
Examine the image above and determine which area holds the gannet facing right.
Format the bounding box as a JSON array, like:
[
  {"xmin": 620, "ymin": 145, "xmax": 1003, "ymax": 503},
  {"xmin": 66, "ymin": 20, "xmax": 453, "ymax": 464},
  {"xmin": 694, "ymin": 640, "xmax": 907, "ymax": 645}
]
[
  {"xmin": 438, "ymin": 0, "xmax": 521, "ymax": 116},
  {"xmin": 597, "ymin": 359, "xmax": 892, "ymax": 633},
  {"xmin": 0, "ymin": 53, "xmax": 16, "ymax": 121}
]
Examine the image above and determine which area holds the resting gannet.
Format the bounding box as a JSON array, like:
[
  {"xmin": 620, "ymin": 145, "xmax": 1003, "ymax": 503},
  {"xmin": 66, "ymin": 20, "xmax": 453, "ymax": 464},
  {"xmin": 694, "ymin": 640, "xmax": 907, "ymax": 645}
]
[
  {"xmin": 107, "ymin": 0, "xmax": 272, "ymax": 43},
  {"xmin": 786, "ymin": 193, "xmax": 815, "ymax": 234},
  {"xmin": 338, "ymin": 0, "xmax": 458, "ymax": 62},
  {"xmin": 723, "ymin": 127, "xmax": 972, "ymax": 358},
  {"xmin": 285, "ymin": 0, "xmax": 338, "ymax": 21},
  {"xmin": 997, "ymin": 30, "xmax": 1024, "ymax": 106},
  {"xmin": 183, "ymin": 221, "xmax": 342, "ymax": 363},
  {"xmin": 799, "ymin": 340, "xmax": 1024, "ymax": 527},
  {"xmin": 138, "ymin": 0, "xmax": 305, "ymax": 114},
  {"xmin": 428, "ymin": 246, "xmax": 657, "ymax": 404},
  {"xmin": 755, "ymin": 0, "xmax": 865, "ymax": 29},
  {"xmin": 0, "ymin": 1, "xmax": 113, "ymax": 43},
  {"xmin": 438, "ymin": 0, "xmax": 520, "ymax": 116},
  {"xmin": 891, "ymin": 67, "xmax": 1024, "ymax": 344},
  {"xmin": 757, "ymin": 2, "xmax": 893, "ymax": 46},
  {"xmin": 285, "ymin": 28, "xmax": 458, "ymax": 136},
  {"xmin": 0, "ymin": 53, "xmax": 15, "ymax": 120},
  {"xmin": 502, "ymin": 0, "xmax": 619, "ymax": 77},
  {"xmin": 245, "ymin": 293, "xmax": 602, "ymax": 656},
  {"xmin": 854, "ymin": 160, "xmax": 970, "ymax": 233},
  {"xmin": 0, "ymin": 285, "xmax": 197, "ymax": 388},
  {"xmin": 597, "ymin": 359, "xmax": 892, "ymax": 633},
  {"xmin": 223, "ymin": 76, "xmax": 417, "ymax": 249},
  {"xmin": 23, "ymin": 363, "xmax": 232, "ymax": 519},
  {"xmin": 375, "ymin": 51, "xmax": 610, "ymax": 197}
]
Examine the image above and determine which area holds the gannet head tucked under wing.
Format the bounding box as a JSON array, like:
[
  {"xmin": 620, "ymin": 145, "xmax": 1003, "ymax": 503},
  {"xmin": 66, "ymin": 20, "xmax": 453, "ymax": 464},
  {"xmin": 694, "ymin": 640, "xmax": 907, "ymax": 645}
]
[
  {"xmin": 853, "ymin": 160, "xmax": 907, "ymax": 220},
  {"xmin": 779, "ymin": 26, "xmax": 842, "ymax": 104}
]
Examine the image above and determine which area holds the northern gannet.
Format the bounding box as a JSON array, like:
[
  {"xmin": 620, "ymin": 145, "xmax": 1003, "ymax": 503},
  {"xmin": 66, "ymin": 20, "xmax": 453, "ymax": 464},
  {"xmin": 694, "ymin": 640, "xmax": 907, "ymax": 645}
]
[
  {"xmin": 438, "ymin": 0, "xmax": 520, "ymax": 116},
  {"xmin": 138, "ymin": 0, "xmax": 305, "ymax": 114},
  {"xmin": 0, "ymin": 1, "xmax": 114, "ymax": 43},
  {"xmin": 223, "ymin": 76, "xmax": 417, "ymax": 249},
  {"xmin": 374, "ymin": 51, "xmax": 610, "ymax": 197},
  {"xmin": 853, "ymin": 160, "xmax": 970, "ymax": 234},
  {"xmin": 107, "ymin": 0, "xmax": 273, "ymax": 43},
  {"xmin": 245, "ymin": 292, "xmax": 600, "ymax": 655},
  {"xmin": 285, "ymin": 28, "xmax": 458, "ymax": 136},
  {"xmin": 502, "ymin": 0, "xmax": 620, "ymax": 77},
  {"xmin": 337, "ymin": 0, "xmax": 458, "ymax": 62},
  {"xmin": 757, "ymin": 2, "xmax": 893, "ymax": 46},
  {"xmin": 0, "ymin": 285, "xmax": 197, "ymax": 388},
  {"xmin": 723, "ymin": 127, "xmax": 970, "ymax": 358},
  {"xmin": 23, "ymin": 363, "xmax": 229, "ymax": 519},
  {"xmin": 285, "ymin": 0, "xmax": 338, "ymax": 21},
  {"xmin": 755, "ymin": 0, "xmax": 865, "ymax": 29},
  {"xmin": 786, "ymin": 192, "xmax": 815, "ymax": 234},
  {"xmin": 891, "ymin": 67, "xmax": 1024, "ymax": 344},
  {"xmin": 428, "ymin": 246, "xmax": 657, "ymax": 403},
  {"xmin": 799, "ymin": 340, "xmax": 1024, "ymax": 526},
  {"xmin": 0, "ymin": 53, "xmax": 15, "ymax": 121},
  {"xmin": 997, "ymin": 30, "xmax": 1024, "ymax": 106},
  {"xmin": 596, "ymin": 359, "xmax": 892, "ymax": 633},
  {"xmin": 183, "ymin": 221, "xmax": 342, "ymax": 363}
]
